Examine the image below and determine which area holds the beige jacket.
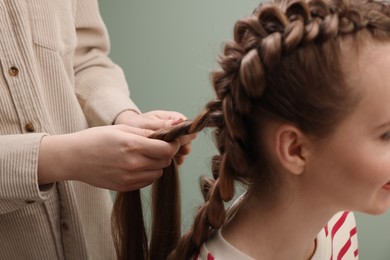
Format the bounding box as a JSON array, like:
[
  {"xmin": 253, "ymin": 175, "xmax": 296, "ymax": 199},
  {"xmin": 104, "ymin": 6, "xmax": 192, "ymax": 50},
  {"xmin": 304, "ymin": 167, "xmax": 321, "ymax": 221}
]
[{"xmin": 0, "ymin": 0, "xmax": 139, "ymax": 259}]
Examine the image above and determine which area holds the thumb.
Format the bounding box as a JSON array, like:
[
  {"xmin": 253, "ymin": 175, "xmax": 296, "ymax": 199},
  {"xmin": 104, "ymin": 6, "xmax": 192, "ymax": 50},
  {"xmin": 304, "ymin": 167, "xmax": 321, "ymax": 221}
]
[{"xmin": 141, "ymin": 118, "xmax": 175, "ymax": 131}]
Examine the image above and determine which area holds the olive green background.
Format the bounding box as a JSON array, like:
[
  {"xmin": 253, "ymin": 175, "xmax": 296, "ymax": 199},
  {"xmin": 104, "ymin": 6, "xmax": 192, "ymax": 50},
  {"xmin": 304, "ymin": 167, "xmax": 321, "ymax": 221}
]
[{"xmin": 98, "ymin": 1, "xmax": 390, "ymax": 259}]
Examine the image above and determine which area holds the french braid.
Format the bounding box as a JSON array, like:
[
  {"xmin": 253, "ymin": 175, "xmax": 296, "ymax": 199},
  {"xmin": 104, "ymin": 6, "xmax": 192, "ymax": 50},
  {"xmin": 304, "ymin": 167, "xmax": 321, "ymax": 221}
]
[{"xmin": 111, "ymin": 0, "xmax": 390, "ymax": 259}]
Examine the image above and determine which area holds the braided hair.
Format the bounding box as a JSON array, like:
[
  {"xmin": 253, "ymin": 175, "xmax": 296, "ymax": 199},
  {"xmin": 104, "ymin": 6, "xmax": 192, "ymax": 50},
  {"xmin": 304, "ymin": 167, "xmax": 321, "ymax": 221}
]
[{"xmin": 111, "ymin": 0, "xmax": 390, "ymax": 259}]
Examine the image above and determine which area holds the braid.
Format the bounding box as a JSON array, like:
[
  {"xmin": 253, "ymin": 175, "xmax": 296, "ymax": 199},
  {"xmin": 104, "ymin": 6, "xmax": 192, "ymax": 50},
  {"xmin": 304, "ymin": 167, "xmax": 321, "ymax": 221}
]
[{"xmin": 167, "ymin": 100, "xmax": 229, "ymax": 259}]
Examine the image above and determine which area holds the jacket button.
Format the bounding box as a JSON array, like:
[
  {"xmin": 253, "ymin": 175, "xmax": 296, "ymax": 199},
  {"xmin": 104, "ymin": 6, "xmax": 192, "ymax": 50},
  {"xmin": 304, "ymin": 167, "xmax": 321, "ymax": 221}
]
[
  {"xmin": 25, "ymin": 123, "xmax": 35, "ymax": 132},
  {"xmin": 9, "ymin": 66, "xmax": 19, "ymax": 77}
]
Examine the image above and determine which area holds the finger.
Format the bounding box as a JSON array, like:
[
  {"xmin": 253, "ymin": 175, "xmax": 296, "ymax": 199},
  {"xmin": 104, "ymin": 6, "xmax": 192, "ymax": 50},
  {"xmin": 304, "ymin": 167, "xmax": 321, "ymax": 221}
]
[
  {"xmin": 177, "ymin": 143, "xmax": 192, "ymax": 156},
  {"xmin": 120, "ymin": 169, "xmax": 164, "ymax": 186},
  {"xmin": 142, "ymin": 118, "xmax": 175, "ymax": 131},
  {"xmin": 175, "ymin": 155, "xmax": 186, "ymax": 165},
  {"xmin": 141, "ymin": 111, "xmax": 188, "ymax": 130},
  {"xmin": 135, "ymin": 181, "xmax": 155, "ymax": 190},
  {"xmin": 138, "ymin": 138, "xmax": 180, "ymax": 160},
  {"xmin": 116, "ymin": 124, "xmax": 155, "ymax": 137},
  {"xmin": 177, "ymin": 133, "xmax": 197, "ymax": 146},
  {"xmin": 148, "ymin": 110, "xmax": 187, "ymax": 121},
  {"xmin": 171, "ymin": 117, "xmax": 185, "ymax": 126},
  {"xmin": 116, "ymin": 181, "xmax": 154, "ymax": 192},
  {"xmin": 126, "ymin": 153, "xmax": 173, "ymax": 171}
]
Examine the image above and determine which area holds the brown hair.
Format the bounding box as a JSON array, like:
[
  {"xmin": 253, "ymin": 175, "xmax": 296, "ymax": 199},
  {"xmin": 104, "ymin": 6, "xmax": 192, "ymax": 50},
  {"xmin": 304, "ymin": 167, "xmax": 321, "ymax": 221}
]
[{"xmin": 111, "ymin": 0, "xmax": 390, "ymax": 259}]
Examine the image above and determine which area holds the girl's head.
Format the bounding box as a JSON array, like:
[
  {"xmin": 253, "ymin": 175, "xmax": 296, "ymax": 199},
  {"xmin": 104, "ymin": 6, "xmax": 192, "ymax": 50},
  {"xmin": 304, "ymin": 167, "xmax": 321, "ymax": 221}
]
[
  {"xmin": 214, "ymin": 0, "xmax": 390, "ymax": 213},
  {"xmin": 111, "ymin": 0, "xmax": 390, "ymax": 259},
  {"xmin": 169, "ymin": 0, "xmax": 390, "ymax": 258},
  {"xmin": 212, "ymin": 0, "xmax": 390, "ymax": 185}
]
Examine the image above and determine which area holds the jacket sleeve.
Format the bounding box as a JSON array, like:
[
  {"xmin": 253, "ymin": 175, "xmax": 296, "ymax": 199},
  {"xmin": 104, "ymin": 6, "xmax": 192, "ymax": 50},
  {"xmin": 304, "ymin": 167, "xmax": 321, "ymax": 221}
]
[
  {"xmin": 74, "ymin": 0, "xmax": 140, "ymax": 127},
  {"xmin": 0, "ymin": 133, "xmax": 54, "ymax": 214}
]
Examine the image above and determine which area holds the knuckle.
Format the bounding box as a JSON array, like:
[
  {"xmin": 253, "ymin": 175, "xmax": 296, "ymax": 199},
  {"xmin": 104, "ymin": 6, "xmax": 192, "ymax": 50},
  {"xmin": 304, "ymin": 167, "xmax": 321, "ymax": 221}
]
[
  {"xmin": 162, "ymin": 158, "xmax": 173, "ymax": 168},
  {"xmin": 123, "ymin": 157, "xmax": 142, "ymax": 172},
  {"xmin": 117, "ymin": 186, "xmax": 128, "ymax": 192},
  {"xmin": 180, "ymin": 144, "xmax": 192, "ymax": 155},
  {"xmin": 154, "ymin": 169, "xmax": 164, "ymax": 179},
  {"xmin": 122, "ymin": 163, "xmax": 137, "ymax": 172},
  {"xmin": 114, "ymin": 183, "xmax": 128, "ymax": 192},
  {"xmin": 161, "ymin": 148, "xmax": 175, "ymax": 160},
  {"xmin": 142, "ymin": 129, "xmax": 154, "ymax": 137}
]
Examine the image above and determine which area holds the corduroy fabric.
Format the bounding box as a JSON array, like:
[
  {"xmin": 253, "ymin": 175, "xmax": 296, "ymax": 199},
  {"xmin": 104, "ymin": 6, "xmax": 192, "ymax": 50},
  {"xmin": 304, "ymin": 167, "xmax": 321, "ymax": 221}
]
[{"xmin": 0, "ymin": 0, "xmax": 139, "ymax": 259}]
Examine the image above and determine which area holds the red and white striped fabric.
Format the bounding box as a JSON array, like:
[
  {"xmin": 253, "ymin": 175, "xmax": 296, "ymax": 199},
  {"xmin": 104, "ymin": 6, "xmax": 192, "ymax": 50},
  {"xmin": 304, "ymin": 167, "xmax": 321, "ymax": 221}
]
[
  {"xmin": 193, "ymin": 211, "xmax": 358, "ymax": 260},
  {"xmin": 312, "ymin": 211, "xmax": 358, "ymax": 260}
]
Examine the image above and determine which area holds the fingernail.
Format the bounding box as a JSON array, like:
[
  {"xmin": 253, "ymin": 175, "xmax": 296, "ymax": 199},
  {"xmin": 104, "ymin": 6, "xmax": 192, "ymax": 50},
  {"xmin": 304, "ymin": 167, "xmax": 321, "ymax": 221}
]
[{"xmin": 171, "ymin": 117, "xmax": 184, "ymax": 126}]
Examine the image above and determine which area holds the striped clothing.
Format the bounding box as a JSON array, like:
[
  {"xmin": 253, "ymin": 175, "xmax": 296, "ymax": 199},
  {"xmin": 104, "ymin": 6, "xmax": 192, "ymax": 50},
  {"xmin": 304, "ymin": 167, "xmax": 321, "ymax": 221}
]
[
  {"xmin": 195, "ymin": 211, "xmax": 358, "ymax": 260},
  {"xmin": 0, "ymin": 0, "xmax": 138, "ymax": 259},
  {"xmin": 315, "ymin": 211, "xmax": 358, "ymax": 260}
]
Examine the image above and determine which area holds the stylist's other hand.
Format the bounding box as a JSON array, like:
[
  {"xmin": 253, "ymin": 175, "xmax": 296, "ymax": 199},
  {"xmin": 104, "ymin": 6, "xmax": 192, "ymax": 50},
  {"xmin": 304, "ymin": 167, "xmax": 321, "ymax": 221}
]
[
  {"xmin": 38, "ymin": 125, "xmax": 180, "ymax": 191},
  {"xmin": 114, "ymin": 110, "xmax": 196, "ymax": 165}
]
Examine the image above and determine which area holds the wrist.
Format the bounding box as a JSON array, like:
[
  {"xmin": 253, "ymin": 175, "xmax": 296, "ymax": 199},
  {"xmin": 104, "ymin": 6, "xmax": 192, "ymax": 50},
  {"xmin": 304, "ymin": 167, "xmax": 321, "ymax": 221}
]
[
  {"xmin": 114, "ymin": 109, "xmax": 139, "ymax": 125},
  {"xmin": 38, "ymin": 134, "xmax": 73, "ymax": 184}
]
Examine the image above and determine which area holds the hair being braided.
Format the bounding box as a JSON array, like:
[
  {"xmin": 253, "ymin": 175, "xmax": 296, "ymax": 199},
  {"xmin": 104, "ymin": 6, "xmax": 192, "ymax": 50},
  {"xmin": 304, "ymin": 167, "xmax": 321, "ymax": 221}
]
[{"xmin": 111, "ymin": 0, "xmax": 390, "ymax": 259}]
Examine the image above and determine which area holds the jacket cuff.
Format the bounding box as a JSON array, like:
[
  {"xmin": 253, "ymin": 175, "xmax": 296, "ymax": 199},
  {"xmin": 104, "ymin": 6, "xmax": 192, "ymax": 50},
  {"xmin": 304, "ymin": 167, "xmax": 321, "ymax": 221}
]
[
  {"xmin": 0, "ymin": 133, "xmax": 55, "ymax": 211},
  {"xmin": 84, "ymin": 86, "xmax": 140, "ymax": 126}
]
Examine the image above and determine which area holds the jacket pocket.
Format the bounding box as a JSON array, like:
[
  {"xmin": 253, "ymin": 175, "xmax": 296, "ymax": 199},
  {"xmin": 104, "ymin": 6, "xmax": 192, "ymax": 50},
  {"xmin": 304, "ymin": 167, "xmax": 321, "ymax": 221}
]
[{"xmin": 27, "ymin": 0, "xmax": 76, "ymax": 55}]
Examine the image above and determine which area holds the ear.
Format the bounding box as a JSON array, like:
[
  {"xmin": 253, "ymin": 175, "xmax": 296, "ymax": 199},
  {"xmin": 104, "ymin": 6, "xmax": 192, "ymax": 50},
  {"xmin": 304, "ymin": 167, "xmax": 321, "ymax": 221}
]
[{"xmin": 274, "ymin": 125, "xmax": 309, "ymax": 175}]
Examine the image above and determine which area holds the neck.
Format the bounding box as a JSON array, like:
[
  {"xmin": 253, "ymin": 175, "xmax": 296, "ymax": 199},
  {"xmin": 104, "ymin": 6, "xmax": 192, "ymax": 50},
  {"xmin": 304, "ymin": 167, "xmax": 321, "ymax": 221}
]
[{"xmin": 222, "ymin": 183, "xmax": 337, "ymax": 260}]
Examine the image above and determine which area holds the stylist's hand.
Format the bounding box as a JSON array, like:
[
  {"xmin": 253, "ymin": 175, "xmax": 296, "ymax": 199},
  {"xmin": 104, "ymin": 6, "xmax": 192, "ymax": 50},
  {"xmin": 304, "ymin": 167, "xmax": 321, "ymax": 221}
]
[
  {"xmin": 114, "ymin": 110, "xmax": 196, "ymax": 165},
  {"xmin": 38, "ymin": 125, "xmax": 180, "ymax": 191}
]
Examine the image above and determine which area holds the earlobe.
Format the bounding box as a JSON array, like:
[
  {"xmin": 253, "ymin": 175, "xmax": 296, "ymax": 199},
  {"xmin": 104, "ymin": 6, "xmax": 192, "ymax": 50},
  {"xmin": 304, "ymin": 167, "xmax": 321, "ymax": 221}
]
[{"xmin": 275, "ymin": 125, "xmax": 307, "ymax": 175}]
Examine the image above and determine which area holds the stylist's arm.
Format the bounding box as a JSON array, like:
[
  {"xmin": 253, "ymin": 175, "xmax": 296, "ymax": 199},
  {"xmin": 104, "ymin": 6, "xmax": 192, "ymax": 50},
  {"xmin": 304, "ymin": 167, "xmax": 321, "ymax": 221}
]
[{"xmin": 37, "ymin": 123, "xmax": 183, "ymax": 191}]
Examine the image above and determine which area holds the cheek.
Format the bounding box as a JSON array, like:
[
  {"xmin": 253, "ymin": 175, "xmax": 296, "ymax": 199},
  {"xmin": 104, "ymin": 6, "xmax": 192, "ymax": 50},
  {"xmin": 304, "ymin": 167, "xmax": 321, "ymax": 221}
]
[
  {"xmin": 333, "ymin": 151, "xmax": 381, "ymax": 188},
  {"xmin": 308, "ymin": 129, "xmax": 390, "ymax": 211},
  {"xmin": 308, "ymin": 146, "xmax": 380, "ymax": 204},
  {"xmin": 329, "ymin": 151, "xmax": 390, "ymax": 212},
  {"xmin": 367, "ymin": 156, "xmax": 390, "ymax": 185},
  {"xmin": 349, "ymin": 141, "xmax": 390, "ymax": 185}
]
